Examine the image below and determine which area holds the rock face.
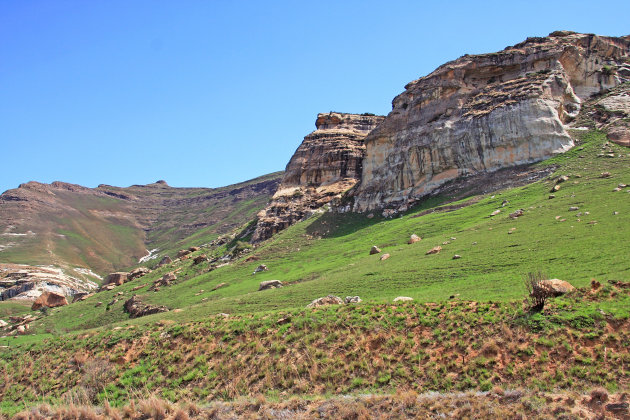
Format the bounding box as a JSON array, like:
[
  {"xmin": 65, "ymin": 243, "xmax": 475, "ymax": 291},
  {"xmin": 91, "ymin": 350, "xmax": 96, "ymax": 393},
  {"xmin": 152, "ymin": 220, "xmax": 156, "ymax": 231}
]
[
  {"xmin": 349, "ymin": 32, "xmax": 630, "ymax": 214},
  {"xmin": 252, "ymin": 113, "xmax": 384, "ymax": 242}
]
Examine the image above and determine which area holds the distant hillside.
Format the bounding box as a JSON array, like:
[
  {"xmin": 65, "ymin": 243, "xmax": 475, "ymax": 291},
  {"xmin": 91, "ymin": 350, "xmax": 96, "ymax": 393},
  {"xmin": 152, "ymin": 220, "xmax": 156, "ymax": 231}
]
[{"xmin": 0, "ymin": 173, "xmax": 282, "ymax": 276}]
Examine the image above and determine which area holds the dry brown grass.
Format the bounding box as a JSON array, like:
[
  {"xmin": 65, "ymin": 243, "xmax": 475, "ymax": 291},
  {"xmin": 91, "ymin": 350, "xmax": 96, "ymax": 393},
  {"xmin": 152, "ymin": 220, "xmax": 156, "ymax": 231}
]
[{"xmin": 8, "ymin": 390, "xmax": 630, "ymax": 419}]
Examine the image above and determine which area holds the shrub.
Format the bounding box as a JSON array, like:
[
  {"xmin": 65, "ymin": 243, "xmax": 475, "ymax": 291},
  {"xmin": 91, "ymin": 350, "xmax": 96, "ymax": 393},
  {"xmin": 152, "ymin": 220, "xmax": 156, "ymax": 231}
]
[{"xmin": 524, "ymin": 272, "xmax": 553, "ymax": 312}]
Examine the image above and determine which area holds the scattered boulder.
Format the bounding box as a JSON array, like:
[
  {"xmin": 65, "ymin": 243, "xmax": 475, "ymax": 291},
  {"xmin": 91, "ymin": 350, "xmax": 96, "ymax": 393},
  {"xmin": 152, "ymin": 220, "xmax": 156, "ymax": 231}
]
[
  {"xmin": 188, "ymin": 246, "xmax": 200, "ymax": 252},
  {"xmin": 606, "ymin": 402, "xmax": 629, "ymax": 415},
  {"xmin": 569, "ymin": 206, "xmax": 579, "ymax": 211},
  {"xmin": 72, "ymin": 292, "xmax": 93, "ymax": 303},
  {"xmin": 131, "ymin": 284, "xmax": 148, "ymax": 291},
  {"xmin": 548, "ymin": 194, "xmax": 556, "ymax": 199},
  {"xmin": 452, "ymin": 255, "xmax": 461, "ymax": 260},
  {"xmin": 152, "ymin": 272, "xmax": 176, "ymax": 289},
  {"xmin": 408, "ymin": 234, "xmax": 421, "ymax": 244},
  {"xmin": 277, "ymin": 316, "xmax": 291, "ymax": 325},
  {"xmin": 31, "ymin": 292, "xmax": 68, "ymax": 311},
  {"xmin": 490, "ymin": 210, "xmax": 501, "ymax": 216},
  {"xmin": 176, "ymin": 249, "xmax": 192, "ymax": 258},
  {"xmin": 16, "ymin": 325, "xmax": 27, "ymax": 335},
  {"xmin": 100, "ymin": 283, "xmax": 116, "ymax": 291},
  {"xmin": 600, "ymin": 172, "xmax": 612, "ymax": 178},
  {"xmin": 393, "ymin": 296, "xmax": 413, "ymax": 302},
  {"xmin": 537, "ymin": 279, "xmax": 576, "ymax": 296},
  {"xmin": 509, "ymin": 209, "xmax": 524, "ymax": 219},
  {"xmin": 253, "ymin": 264, "xmax": 268, "ymax": 273},
  {"xmin": 212, "ymin": 282, "xmax": 228, "ymax": 291},
  {"xmin": 193, "ymin": 254, "xmax": 209, "ymax": 265},
  {"xmin": 157, "ymin": 256, "xmax": 172, "ymax": 267},
  {"xmin": 104, "ymin": 272, "xmax": 128, "ymax": 286},
  {"xmin": 259, "ymin": 280, "xmax": 283, "ymax": 291},
  {"xmin": 95, "ymin": 302, "xmax": 103, "ymax": 307},
  {"xmin": 369, "ymin": 246, "xmax": 381, "ymax": 255},
  {"xmin": 0, "ymin": 319, "xmax": 7, "ymax": 328},
  {"xmin": 345, "ymin": 296, "xmax": 362, "ymax": 304},
  {"xmin": 306, "ymin": 295, "xmax": 344, "ymax": 308},
  {"xmin": 380, "ymin": 253, "xmax": 391, "ymax": 261},
  {"xmin": 591, "ymin": 279, "xmax": 601, "ymax": 290},
  {"xmin": 123, "ymin": 296, "xmax": 169, "ymax": 318},
  {"xmin": 556, "ymin": 175, "xmax": 569, "ymax": 184},
  {"xmin": 426, "ymin": 246, "xmax": 442, "ymax": 255},
  {"xmin": 128, "ymin": 267, "xmax": 151, "ymax": 280},
  {"xmin": 608, "ymin": 126, "xmax": 630, "ymax": 147}
]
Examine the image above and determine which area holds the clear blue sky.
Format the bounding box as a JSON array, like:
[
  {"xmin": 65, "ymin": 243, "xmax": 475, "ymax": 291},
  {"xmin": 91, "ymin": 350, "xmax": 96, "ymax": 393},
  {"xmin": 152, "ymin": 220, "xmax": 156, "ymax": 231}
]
[{"xmin": 1, "ymin": 1, "xmax": 629, "ymax": 194}]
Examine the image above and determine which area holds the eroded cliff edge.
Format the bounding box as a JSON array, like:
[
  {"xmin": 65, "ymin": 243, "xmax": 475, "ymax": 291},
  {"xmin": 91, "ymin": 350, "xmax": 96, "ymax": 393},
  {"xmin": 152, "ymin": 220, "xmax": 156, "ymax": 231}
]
[
  {"xmin": 252, "ymin": 113, "xmax": 384, "ymax": 242},
  {"xmin": 347, "ymin": 31, "xmax": 630, "ymax": 214}
]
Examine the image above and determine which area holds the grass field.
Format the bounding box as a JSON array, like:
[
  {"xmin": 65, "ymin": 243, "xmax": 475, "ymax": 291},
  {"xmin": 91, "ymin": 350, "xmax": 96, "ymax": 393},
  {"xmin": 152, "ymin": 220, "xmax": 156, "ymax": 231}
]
[{"xmin": 1, "ymin": 129, "xmax": 629, "ymax": 415}]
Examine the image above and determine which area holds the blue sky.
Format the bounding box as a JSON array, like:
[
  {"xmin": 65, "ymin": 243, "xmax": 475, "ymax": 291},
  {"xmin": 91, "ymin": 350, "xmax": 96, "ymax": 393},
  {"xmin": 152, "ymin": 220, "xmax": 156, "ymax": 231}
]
[{"xmin": 1, "ymin": 1, "xmax": 629, "ymax": 194}]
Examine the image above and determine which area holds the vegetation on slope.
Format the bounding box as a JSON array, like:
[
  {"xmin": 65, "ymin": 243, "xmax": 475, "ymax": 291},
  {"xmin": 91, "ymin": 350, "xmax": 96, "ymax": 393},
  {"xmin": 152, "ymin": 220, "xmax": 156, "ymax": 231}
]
[{"xmin": 1, "ymin": 130, "xmax": 629, "ymax": 416}]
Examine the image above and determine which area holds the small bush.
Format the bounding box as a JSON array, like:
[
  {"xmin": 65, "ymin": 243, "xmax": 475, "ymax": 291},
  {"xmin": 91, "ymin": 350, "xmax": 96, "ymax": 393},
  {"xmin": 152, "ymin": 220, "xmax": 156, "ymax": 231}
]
[{"xmin": 524, "ymin": 272, "xmax": 553, "ymax": 312}]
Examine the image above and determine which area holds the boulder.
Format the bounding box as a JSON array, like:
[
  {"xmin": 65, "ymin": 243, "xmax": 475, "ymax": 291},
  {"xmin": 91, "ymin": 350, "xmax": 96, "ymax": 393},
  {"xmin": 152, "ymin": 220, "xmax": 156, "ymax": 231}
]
[
  {"xmin": 131, "ymin": 284, "xmax": 147, "ymax": 291},
  {"xmin": 393, "ymin": 296, "xmax": 413, "ymax": 302},
  {"xmin": 176, "ymin": 249, "xmax": 191, "ymax": 258},
  {"xmin": 152, "ymin": 272, "xmax": 176, "ymax": 289},
  {"xmin": 369, "ymin": 246, "xmax": 381, "ymax": 255},
  {"xmin": 123, "ymin": 296, "xmax": 169, "ymax": 318},
  {"xmin": 509, "ymin": 209, "xmax": 524, "ymax": 219},
  {"xmin": 72, "ymin": 292, "xmax": 93, "ymax": 303},
  {"xmin": 306, "ymin": 295, "xmax": 344, "ymax": 308},
  {"xmin": 157, "ymin": 256, "xmax": 172, "ymax": 267},
  {"xmin": 608, "ymin": 126, "xmax": 630, "ymax": 147},
  {"xmin": 31, "ymin": 292, "xmax": 68, "ymax": 310},
  {"xmin": 490, "ymin": 210, "xmax": 501, "ymax": 216},
  {"xmin": 100, "ymin": 283, "xmax": 116, "ymax": 291},
  {"xmin": 128, "ymin": 267, "xmax": 151, "ymax": 280},
  {"xmin": 253, "ymin": 264, "xmax": 268, "ymax": 273},
  {"xmin": 193, "ymin": 254, "xmax": 209, "ymax": 265},
  {"xmin": 188, "ymin": 246, "xmax": 200, "ymax": 252},
  {"xmin": 452, "ymin": 255, "xmax": 462, "ymax": 260},
  {"xmin": 551, "ymin": 184, "xmax": 561, "ymax": 192},
  {"xmin": 345, "ymin": 296, "xmax": 362, "ymax": 304},
  {"xmin": 212, "ymin": 282, "xmax": 228, "ymax": 291},
  {"xmin": 259, "ymin": 280, "xmax": 283, "ymax": 291},
  {"xmin": 556, "ymin": 175, "xmax": 569, "ymax": 184},
  {"xmin": 380, "ymin": 253, "xmax": 391, "ymax": 261},
  {"xmin": 537, "ymin": 279, "xmax": 576, "ymax": 296},
  {"xmin": 0, "ymin": 319, "xmax": 7, "ymax": 328},
  {"xmin": 16, "ymin": 325, "xmax": 27, "ymax": 335},
  {"xmin": 408, "ymin": 234, "xmax": 421, "ymax": 244},
  {"xmin": 104, "ymin": 272, "xmax": 128, "ymax": 286},
  {"xmin": 426, "ymin": 246, "xmax": 442, "ymax": 255}
]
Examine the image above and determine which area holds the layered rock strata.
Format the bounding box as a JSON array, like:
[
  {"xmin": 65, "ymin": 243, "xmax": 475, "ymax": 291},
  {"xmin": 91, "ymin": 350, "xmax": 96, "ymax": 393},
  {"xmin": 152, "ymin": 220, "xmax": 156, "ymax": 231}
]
[
  {"xmin": 348, "ymin": 32, "xmax": 630, "ymax": 214},
  {"xmin": 252, "ymin": 113, "xmax": 384, "ymax": 242}
]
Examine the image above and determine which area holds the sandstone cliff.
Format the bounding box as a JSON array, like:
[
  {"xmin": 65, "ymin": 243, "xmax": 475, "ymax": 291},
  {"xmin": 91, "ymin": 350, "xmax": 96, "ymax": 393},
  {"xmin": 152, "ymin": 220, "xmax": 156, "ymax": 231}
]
[
  {"xmin": 348, "ymin": 32, "xmax": 630, "ymax": 214},
  {"xmin": 252, "ymin": 113, "xmax": 384, "ymax": 241}
]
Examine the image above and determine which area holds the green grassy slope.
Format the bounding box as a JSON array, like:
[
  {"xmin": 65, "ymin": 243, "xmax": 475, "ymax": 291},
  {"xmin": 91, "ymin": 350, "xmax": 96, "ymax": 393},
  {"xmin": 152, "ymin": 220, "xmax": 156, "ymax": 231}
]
[
  {"xmin": 0, "ymin": 173, "xmax": 282, "ymax": 276},
  {"xmin": 1, "ymin": 129, "xmax": 629, "ymax": 414},
  {"xmin": 26, "ymin": 129, "xmax": 630, "ymax": 333}
]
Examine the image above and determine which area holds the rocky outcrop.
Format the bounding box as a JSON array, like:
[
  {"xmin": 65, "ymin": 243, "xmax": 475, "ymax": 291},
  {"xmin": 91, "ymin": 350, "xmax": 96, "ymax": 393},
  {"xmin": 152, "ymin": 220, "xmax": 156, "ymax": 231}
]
[
  {"xmin": 348, "ymin": 32, "xmax": 630, "ymax": 214},
  {"xmin": 0, "ymin": 263, "xmax": 97, "ymax": 301},
  {"xmin": 252, "ymin": 113, "xmax": 384, "ymax": 242},
  {"xmin": 123, "ymin": 296, "xmax": 169, "ymax": 318},
  {"xmin": 31, "ymin": 291, "xmax": 68, "ymax": 310}
]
